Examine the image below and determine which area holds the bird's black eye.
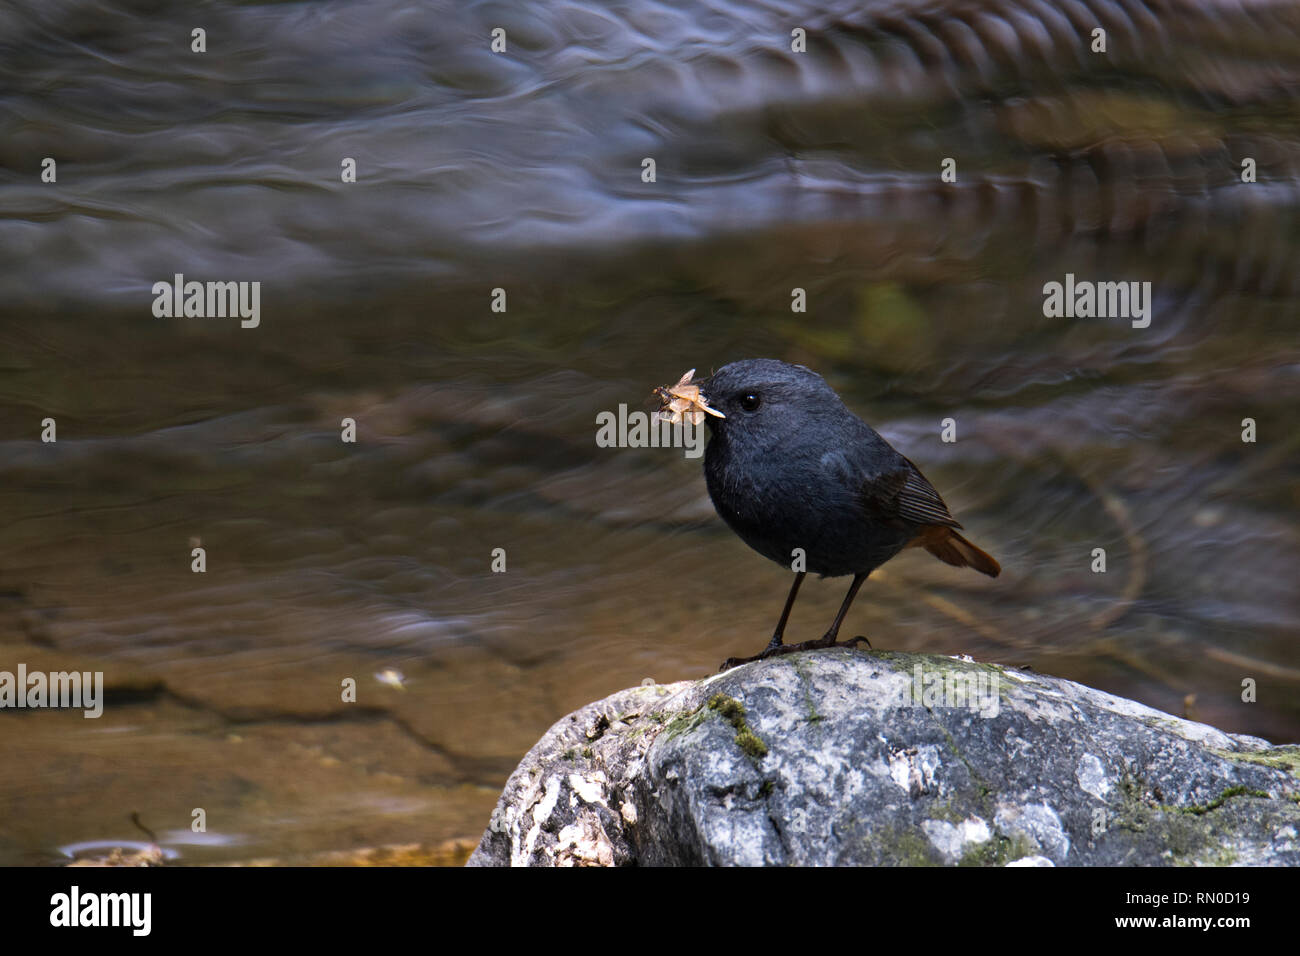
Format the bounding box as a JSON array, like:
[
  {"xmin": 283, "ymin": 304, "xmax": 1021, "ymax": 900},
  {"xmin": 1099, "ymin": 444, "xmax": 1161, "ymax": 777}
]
[{"xmin": 740, "ymin": 393, "xmax": 761, "ymax": 412}]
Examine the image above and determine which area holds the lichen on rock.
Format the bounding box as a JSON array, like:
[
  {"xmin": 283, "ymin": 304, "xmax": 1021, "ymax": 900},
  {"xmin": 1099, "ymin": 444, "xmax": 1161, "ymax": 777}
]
[{"xmin": 467, "ymin": 650, "xmax": 1300, "ymax": 866}]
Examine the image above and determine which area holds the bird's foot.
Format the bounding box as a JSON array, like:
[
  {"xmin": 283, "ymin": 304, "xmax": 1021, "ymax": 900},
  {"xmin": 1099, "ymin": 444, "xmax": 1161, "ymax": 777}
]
[
  {"xmin": 718, "ymin": 644, "xmax": 798, "ymax": 671},
  {"xmin": 809, "ymin": 631, "xmax": 871, "ymax": 650},
  {"xmin": 718, "ymin": 635, "xmax": 873, "ymax": 671}
]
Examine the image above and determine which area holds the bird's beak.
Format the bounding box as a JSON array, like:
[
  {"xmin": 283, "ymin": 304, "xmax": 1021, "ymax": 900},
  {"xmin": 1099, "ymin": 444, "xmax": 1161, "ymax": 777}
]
[{"xmin": 696, "ymin": 374, "xmax": 725, "ymax": 420}]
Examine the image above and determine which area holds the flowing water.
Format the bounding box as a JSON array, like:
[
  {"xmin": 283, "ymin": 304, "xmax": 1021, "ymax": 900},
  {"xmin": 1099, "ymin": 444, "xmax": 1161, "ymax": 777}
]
[{"xmin": 1, "ymin": 0, "xmax": 1298, "ymax": 865}]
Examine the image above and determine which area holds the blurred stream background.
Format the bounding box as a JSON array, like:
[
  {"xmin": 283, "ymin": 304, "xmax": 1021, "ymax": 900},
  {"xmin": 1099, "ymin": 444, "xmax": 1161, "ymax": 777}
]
[{"xmin": 0, "ymin": 0, "xmax": 1297, "ymax": 864}]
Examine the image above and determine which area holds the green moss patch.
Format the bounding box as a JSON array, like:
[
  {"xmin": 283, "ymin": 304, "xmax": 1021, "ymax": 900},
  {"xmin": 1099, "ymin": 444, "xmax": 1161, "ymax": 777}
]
[
  {"xmin": 708, "ymin": 694, "xmax": 769, "ymax": 761},
  {"xmin": 1214, "ymin": 746, "xmax": 1300, "ymax": 780},
  {"xmin": 1162, "ymin": 786, "xmax": 1271, "ymax": 817}
]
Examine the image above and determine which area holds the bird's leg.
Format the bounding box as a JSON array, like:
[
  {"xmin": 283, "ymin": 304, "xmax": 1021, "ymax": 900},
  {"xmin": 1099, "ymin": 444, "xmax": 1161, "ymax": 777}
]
[
  {"xmin": 764, "ymin": 571, "xmax": 805, "ymax": 650},
  {"xmin": 814, "ymin": 573, "xmax": 868, "ymax": 647},
  {"xmin": 720, "ymin": 572, "xmax": 805, "ymax": 671},
  {"xmin": 719, "ymin": 572, "xmax": 874, "ymax": 671}
]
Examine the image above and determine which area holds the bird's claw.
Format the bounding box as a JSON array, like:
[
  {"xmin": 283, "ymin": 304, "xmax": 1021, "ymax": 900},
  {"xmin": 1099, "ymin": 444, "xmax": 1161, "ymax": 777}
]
[{"xmin": 718, "ymin": 635, "xmax": 873, "ymax": 671}]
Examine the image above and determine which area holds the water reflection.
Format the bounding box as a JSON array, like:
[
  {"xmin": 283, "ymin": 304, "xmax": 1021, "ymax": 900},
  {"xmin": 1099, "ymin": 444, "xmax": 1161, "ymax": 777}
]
[{"xmin": 1, "ymin": 0, "xmax": 1297, "ymax": 864}]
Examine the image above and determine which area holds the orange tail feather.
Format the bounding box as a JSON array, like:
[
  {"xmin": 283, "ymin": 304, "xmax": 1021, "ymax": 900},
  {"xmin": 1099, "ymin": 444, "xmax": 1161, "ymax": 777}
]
[{"xmin": 917, "ymin": 527, "xmax": 1001, "ymax": 577}]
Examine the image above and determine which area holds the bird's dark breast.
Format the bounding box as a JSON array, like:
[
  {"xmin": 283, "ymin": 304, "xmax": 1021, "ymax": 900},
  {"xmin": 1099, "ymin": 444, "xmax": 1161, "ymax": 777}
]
[{"xmin": 705, "ymin": 441, "xmax": 913, "ymax": 576}]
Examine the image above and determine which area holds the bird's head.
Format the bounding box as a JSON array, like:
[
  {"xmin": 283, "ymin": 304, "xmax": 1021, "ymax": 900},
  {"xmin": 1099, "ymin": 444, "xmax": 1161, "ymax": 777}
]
[{"xmin": 696, "ymin": 359, "xmax": 846, "ymax": 446}]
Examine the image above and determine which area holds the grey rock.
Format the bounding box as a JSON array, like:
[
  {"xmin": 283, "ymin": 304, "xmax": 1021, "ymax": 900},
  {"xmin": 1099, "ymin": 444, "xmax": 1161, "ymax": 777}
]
[{"xmin": 467, "ymin": 650, "xmax": 1300, "ymax": 866}]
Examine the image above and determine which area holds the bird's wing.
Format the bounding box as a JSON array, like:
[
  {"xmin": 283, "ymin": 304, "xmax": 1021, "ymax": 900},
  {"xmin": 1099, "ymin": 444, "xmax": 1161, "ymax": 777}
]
[{"xmin": 860, "ymin": 460, "xmax": 963, "ymax": 530}]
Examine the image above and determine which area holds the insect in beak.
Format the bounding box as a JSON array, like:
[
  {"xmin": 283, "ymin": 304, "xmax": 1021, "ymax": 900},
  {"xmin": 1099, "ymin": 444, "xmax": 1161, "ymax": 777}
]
[{"xmin": 653, "ymin": 369, "xmax": 726, "ymax": 426}]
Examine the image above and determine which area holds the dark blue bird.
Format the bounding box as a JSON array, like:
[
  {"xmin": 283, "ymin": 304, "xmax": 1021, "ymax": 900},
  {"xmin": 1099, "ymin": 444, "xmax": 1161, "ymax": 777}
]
[{"xmin": 690, "ymin": 359, "xmax": 1000, "ymax": 668}]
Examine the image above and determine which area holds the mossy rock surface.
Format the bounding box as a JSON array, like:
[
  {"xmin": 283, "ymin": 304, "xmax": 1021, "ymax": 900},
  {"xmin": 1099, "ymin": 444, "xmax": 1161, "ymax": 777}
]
[{"xmin": 468, "ymin": 650, "xmax": 1300, "ymax": 866}]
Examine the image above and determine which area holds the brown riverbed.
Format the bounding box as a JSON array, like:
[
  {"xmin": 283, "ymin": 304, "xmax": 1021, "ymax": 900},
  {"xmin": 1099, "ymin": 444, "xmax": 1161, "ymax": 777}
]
[{"xmin": 1, "ymin": 0, "xmax": 1298, "ymax": 865}]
